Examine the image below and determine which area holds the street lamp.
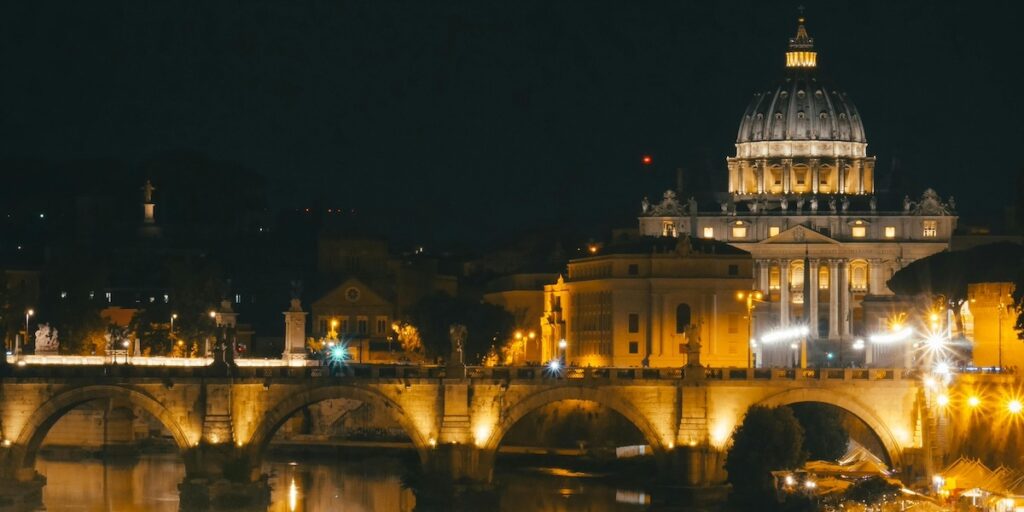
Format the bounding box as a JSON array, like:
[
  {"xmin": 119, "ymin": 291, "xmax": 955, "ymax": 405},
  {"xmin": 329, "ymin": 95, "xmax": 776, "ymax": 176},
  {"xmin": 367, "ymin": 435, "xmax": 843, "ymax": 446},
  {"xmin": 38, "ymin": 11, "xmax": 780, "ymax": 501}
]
[
  {"xmin": 20, "ymin": 309, "xmax": 34, "ymax": 358},
  {"xmin": 736, "ymin": 291, "xmax": 764, "ymax": 368},
  {"xmin": 558, "ymin": 338, "xmax": 567, "ymax": 365}
]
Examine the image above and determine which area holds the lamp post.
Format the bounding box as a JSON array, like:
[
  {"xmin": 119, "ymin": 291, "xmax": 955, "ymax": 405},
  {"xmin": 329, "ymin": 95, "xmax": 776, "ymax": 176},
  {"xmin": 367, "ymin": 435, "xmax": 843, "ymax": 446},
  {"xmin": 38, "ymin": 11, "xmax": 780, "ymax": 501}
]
[
  {"xmin": 558, "ymin": 338, "xmax": 567, "ymax": 366},
  {"xmin": 20, "ymin": 308, "xmax": 34, "ymax": 359},
  {"xmin": 736, "ymin": 291, "xmax": 764, "ymax": 368},
  {"xmin": 997, "ymin": 301, "xmax": 1005, "ymax": 370}
]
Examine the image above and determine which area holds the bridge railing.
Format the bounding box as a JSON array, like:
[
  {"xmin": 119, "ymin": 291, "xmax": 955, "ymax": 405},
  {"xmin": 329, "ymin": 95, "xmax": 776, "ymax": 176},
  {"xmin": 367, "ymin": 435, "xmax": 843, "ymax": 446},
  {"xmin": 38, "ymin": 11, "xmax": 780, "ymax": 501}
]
[{"xmin": 700, "ymin": 367, "xmax": 916, "ymax": 381}]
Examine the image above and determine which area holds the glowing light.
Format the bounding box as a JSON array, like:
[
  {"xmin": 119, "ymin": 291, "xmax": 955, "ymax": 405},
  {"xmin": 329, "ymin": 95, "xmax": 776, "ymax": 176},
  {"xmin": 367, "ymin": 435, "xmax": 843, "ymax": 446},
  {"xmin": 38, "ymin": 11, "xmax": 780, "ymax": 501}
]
[
  {"xmin": 1008, "ymin": 400, "xmax": 1023, "ymax": 414},
  {"xmin": 936, "ymin": 394, "xmax": 949, "ymax": 407},
  {"xmin": 288, "ymin": 478, "xmax": 298, "ymax": 512},
  {"xmin": 925, "ymin": 336, "xmax": 946, "ymax": 350},
  {"xmin": 428, "ymin": 437, "xmax": 437, "ymax": 448},
  {"xmin": 923, "ymin": 377, "xmax": 937, "ymax": 389},
  {"xmin": 710, "ymin": 422, "xmax": 733, "ymax": 448},
  {"xmin": 208, "ymin": 311, "xmax": 216, "ymax": 319},
  {"xmin": 667, "ymin": 442, "xmax": 674, "ymax": 449},
  {"xmin": 869, "ymin": 327, "xmax": 913, "ymax": 344},
  {"xmin": 852, "ymin": 339, "xmax": 865, "ymax": 350},
  {"xmin": 210, "ymin": 434, "xmax": 220, "ymax": 444},
  {"xmin": 687, "ymin": 439, "xmax": 697, "ymax": 447},
  {"xmin": 760, "ymin": 325, "xmax": 809, "ymax": 344},
  {"xmin": 641, "ymin": 155, "xmax": 653, "ymax": 165},
  {"xmin": 968, "ymin": 396, "xmax": 981, "ymax": 408},
  {"xmin": 547, "ymin": 359, "xmax": 561, "ymax": 372},
  {"xmin": 474, "ymin": 425, "xmax": 492, "ymax": 447},
  {"xmin": 933, "ymin": 362, "xmax": 951, "ymax": 376},
  {"xmin": 784, "ymin": 475, "xmax": 795, "ymax": 486},
  {"xmin": 804, "ymin": 479, "xmax": 816, "ymax": 489},
  {"xmin": 1, "ymin": 440, "xmax": 10, "ymax": 448},
  {"xmin": 558, "ymin": 339, "xmax": 567, "ymax": 349}
]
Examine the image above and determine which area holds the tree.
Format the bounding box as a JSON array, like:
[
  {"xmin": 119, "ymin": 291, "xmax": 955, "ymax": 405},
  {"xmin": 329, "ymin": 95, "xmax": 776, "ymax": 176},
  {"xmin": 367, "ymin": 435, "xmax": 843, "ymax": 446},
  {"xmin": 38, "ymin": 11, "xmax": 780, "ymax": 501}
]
[
  {"xmin": 844, "ymin": 476, "xmax": 900, "ymax": 506},
  {"xmin": 888, "ymin": 242, "xmax": 1024, "ymax": 336},
  {"xmin": 407, "ymin": 293, "xmax": 515, "ymax": 363},
  {"xmin": 725, "ymin": 406, "xmax": 807, "ymax": 502},
  {"xmin": 789, "ymin": 403, "xmax": 849, "ymax": 461}
]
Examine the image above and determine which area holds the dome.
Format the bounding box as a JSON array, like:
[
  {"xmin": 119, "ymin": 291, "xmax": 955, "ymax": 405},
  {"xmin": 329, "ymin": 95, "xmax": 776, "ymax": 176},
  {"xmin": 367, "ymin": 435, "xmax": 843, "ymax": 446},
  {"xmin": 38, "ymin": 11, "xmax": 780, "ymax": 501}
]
[{"xmin": 735, "ymin": 19, "xmax": 866, "ymax": 145}]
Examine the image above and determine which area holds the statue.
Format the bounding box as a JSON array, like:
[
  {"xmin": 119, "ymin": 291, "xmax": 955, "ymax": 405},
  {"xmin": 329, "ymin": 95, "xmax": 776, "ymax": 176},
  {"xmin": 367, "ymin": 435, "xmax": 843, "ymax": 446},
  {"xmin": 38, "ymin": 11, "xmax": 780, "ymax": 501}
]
[
  {"xmin": 828, "ymin": 198, "xmax": 837, "ymax": 213},
  {"xmin": 448, "ymin": 324, "xmax": 467, "ymax": 367},
  {"xmin": 841, "ymin": 196, "xmax": 850, "ymax": 213},
  {"xmin": 810, "ymin": 196, "xmax": 818, "ymax": 213},
  {"xmin": 869, "ymin": 196, "xmax": 877, "ymax": 213},
  {"xmin": 913, "ymin": 189, "xmax": 951, "ymax": 215},
  {"xmin": 720, "ymin": 201, "xmax": 728, "ymax": 214},
  {"xmin": 796, "ymin": 196, "xmax": 805, "ymax": 213},
  {"xmin": 748, "ymin": 201, "xmax": 759, "ymax": 214},
  {"xmin": 903, "ymin": 195, "xmax": 912, "ymax": 213},
  {"xmin": 641, "ymin": 196, "xmax": 650, "ymax": 214},
  {"xmin": 34, "ymin": 324, "xmax": 59, "ymax": 354},
  {"xmin": 141, "ymin": 180, "xmax": 156, "ymax": 203},
  {"xmin": 683, "ymin": 324, "xmax": 702, "ymax": 368},
  {"xmin": 780, "ymin": 197, "xmax": 789, "ymax": 211},
  {"xmin": 687, "ymin": 196, "xmax": 697, "ymax": 214},
  {"xmin": 947, "ymin": 196, "xmax": 956, "ymax": 211}
]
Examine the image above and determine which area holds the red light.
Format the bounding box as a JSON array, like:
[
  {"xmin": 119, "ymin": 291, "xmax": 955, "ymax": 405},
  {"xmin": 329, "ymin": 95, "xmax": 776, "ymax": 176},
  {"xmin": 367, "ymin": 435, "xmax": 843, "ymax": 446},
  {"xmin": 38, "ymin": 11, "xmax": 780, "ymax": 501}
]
[{"xmin": 641, "ymin": 155, "xmax": 653, "ymax": 165}]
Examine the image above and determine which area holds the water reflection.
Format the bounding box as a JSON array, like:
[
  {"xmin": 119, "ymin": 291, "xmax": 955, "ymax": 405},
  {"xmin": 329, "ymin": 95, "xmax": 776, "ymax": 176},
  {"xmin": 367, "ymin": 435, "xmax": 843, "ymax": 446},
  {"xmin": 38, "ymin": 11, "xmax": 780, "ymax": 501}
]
[{"xmin": 38, "ymin": 454, "xmax": 656, "ymax": 511}]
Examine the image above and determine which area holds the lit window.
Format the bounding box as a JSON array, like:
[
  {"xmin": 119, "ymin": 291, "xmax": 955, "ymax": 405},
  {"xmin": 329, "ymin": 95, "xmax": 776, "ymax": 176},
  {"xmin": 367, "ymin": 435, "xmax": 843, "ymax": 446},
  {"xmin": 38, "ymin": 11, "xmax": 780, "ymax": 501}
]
[
  {"xmin": 376, "ymin": 316, "xmax": 388, "ymax": 335},
  {"xmin": 851, "ymin": 226, "xmax": 866, "ymax": 238},
  {"xmin": 163, "ymin": 294, "xmax": 169, "ymax": 303},
  {"xmin": 702, "ymin": 227, "xmax": 714, "ymax": 238},
  {"xmin": 819, "ymin": 266, "xmax": 829, "ymax": 289},
  {"xmin": 105, "ymin": 292, "xmax": 112, "ymax": 303},
  {"xmin": 732, "ymin": 226, "xmax": 747, "ymax": 238},
  {"xmin": 769, "ymin": 266, "xmax": 781, "ymax": 290},
  {"xmin": 662, "ymin": 222, "xmax": 676, "ymax": 237},
  {"xmin": 60, "ymin": 291, "xmax": 67, "ymax": 299},
  {"xmin": 791, "ymin": 263, "xmax": 804, "ymax": 289},
  {"xmin": 884, "ymin": 226, "xmax": 896, "ymax": 238},
  {"xmin": 769, "ymin": 226, "xmax": 780, "ymax": 237},
  {"xmin": 235, "ymin": 294, "xmax": 242, "ymax": 304},
  {"xmin": 851, "ymin": 261, "xmax": 868, "ymax": 291},
  {"xmin": 923, "ymin": 220, "xmax": 937, "ymax": 238}
]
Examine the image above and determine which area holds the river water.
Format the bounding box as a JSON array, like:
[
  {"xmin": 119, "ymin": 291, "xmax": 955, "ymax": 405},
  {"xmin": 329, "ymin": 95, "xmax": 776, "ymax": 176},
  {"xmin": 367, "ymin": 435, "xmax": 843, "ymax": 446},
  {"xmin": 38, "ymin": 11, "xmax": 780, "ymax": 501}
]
[{"xmin": 36, "ymin": 454, "xmax": 670, "ymax": 511}]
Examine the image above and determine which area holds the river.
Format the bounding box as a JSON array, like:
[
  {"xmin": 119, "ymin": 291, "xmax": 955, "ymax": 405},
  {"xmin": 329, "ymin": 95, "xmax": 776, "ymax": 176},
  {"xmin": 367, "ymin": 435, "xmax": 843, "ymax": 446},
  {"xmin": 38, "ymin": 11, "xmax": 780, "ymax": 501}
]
[{"xmin": 36, "ymin": 454, "xmax": 675, "ymax": 511}]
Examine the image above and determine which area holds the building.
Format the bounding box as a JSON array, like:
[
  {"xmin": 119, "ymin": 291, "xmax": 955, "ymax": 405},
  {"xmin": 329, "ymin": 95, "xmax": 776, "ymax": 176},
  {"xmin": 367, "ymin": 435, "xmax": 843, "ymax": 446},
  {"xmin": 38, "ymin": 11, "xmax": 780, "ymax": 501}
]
[
  {"xmin": 965, "ymin": 282, "xmax": 1022, "ymax": 370},
  {"xmin": 311, "ymin": 236, "xmax": 456, "ymax": 361},
  {"xmin": 638, "ymin": 18, "xmax": 955, "ymax": 356},
  {"xmin": 541, "ymin": 236, "xmax": 752, "ymax": 368}
]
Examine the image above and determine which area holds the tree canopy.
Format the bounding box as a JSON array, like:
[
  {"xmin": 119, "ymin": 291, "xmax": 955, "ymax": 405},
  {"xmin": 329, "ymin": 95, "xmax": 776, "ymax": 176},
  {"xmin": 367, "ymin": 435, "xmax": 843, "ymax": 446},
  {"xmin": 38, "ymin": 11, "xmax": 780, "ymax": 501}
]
[
  {"xmin": 789, "ymin": 403, "xmax": 849, "ymax": 462},
  {"xmin": 407, "ymin": 293, "xmax": 515, "ymax": 363},
  {"xmin": 725, "ymin": 405, "xmax": 807, "ymax": 502}
]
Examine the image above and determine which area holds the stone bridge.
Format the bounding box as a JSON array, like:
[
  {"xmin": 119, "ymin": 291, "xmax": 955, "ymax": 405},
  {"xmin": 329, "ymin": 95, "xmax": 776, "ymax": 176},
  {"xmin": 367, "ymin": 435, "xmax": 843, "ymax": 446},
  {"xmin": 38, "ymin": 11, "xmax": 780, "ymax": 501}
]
[{"xmin": 0, "ymin": 363, "xmax": 936, "ymax": 508}]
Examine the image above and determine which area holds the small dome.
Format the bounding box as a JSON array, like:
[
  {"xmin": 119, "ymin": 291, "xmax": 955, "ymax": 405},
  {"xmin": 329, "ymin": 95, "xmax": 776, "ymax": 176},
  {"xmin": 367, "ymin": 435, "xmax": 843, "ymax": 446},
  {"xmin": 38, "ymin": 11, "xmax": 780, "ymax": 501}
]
[{"xmin": 735, "ymin": 18, "xmax": 866, "ymax": 145}]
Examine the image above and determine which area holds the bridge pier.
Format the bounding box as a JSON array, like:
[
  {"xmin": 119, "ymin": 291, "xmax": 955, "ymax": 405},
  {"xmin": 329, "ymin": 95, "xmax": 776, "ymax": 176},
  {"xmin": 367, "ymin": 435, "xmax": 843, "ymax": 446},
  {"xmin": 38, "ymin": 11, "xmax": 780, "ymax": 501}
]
[
  {"xmin": 410, "ymin": 444, "xmax": 498, "ymax": 511},
  {"xmin": 178, "ymin": 443, "xmax": 269, "ymax": 511},
  {"xmin": 668, "ymin": 444, "xmax": 727, "ymax": 486},
  {"xmin": 0, "ymin": 467, "xmax": 45, "ymax": 512}
]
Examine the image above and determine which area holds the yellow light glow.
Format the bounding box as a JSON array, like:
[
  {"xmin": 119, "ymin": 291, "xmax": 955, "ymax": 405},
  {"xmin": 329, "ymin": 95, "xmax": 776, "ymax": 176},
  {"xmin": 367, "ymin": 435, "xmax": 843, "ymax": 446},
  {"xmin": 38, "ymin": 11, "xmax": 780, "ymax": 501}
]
[
  {"xmin": 428, "ymin": 437, "xmax": 437, "ymax": 448},
  {"xmin": 209, "ymin": 434, "xmax": 220, "ymax": 444},
  {"xmin": 1009, "ymin": 400, "xmax": 1023, "ymax": 414},
  {"xmin": 736, "ymin": 291, "xmax": 745, "ymax": 300},
  {"xmin": 474, "ymin": 424, "xmax": 492, "ymax": 447},
  {"xmin": 1, "ymin": 439, "xmax": 10, "ymax": 448},
  {"xmin": 288, "ymin": 478, "xmax": 298, "ymax": 512},
  {"xmin": 936, "ymin": 394, "xmax": 949, "ymax": 407},
  {"xmin": 668, "ymin": 442, "xmax": 674, "ymax": 450},
  {"xmin": 710, "ymin": 422, "xmax": 733, "ymax": 448},
  {"xmin": 893, "ymin": 427, "xmax": 912, "ymax": 447},
  {"xmin": 968, "ymin": 396, "xmax": 981, "ymax": 408}
]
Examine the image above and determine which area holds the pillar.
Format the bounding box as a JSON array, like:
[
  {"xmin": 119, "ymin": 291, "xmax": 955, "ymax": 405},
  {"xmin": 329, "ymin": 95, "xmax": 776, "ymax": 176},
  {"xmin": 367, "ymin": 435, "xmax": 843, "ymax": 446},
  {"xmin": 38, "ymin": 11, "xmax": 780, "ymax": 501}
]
[
  {"xmin": 837, "ymin": 159, "xmax": 846, "ymax": 193},
  {"xmin": 840, "ymin": 260, "xmax": 852, "ymax": 338},
  {"xmin": 179, "ymin": 444, "xmax": 269, "ymax": 510},
  {"xmin": 810, "ymin": 158, "xmax": 820, "ymax": 194},
  {"xmin": 779, "ymin": 259, "xmax": 790, "ymax": 327},
  {"xmin": 808, "ymin": 259, "xmax": 819, "ymax": 339},
  {"xmin": 282, "ymin": 298, "xmax": 307, "ymax": 362},
  {"xmin": 757, "ymin": 159, "xmax": 767, "ymax": 194},
  {"xmin": 828, "ymin": 260, "xmax": 839, "ymax": 339},
  {"xmin": 758, "ymin": 260, "xmax": 770, "ymax": 294},
  {"xmin": 782, "ymin": 158, "xmax": 793, "ymax": 194},
  {"xmin": 856, "ymin": 160, "xmax": 865, "ymax": 194}
]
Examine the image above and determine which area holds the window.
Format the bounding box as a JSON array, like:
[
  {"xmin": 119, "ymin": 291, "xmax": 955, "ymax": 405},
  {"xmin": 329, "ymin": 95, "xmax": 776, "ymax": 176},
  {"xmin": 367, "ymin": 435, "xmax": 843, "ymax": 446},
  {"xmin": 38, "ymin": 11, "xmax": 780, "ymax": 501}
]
[
  {"xmin": 884, "ymin": 226, "xmax": 896, "ymax": 238},
  {"xmin": 105, "ymin": 292, "xmax": 112, "ymax": 303},
  {"xmin": 662, "ymin": 222, "xmax": 676, "ymax": 237},
  {"xmin": 376, "ymin": 316, "xmax": 388, "ymax": 335},
  {"xmin": 628, "ymin": 264, "xmax": 639, "ymax": 275},
  {"xmin": 819, "ymin": 266, "xmax": 830, "ymax": 289},
  {"xmin": 357, "ymin": 317, "xmax": 368, "ymax": 334},
  {"xmin": 791, "ymin": 262, "xmax": 804, "ymax": 290},
  {"xmin": 340, "ymin": 318, "xmax": 350, "ymax": 333},
  {"xmin": 851, "ymin": 226, "xmax": 866, "ymax": 238},
  {"xmin": 851, "ymin": 261, "xmax": 868, "ymax": 291},
  {"xmin": 675, "ymin": 304, "xmax": 692, "ymax": 333},
  {"xmin": 728, "ymin": 264, "xmax": 739, "ymax": 276},
  {"xmin": 319, "ymin": 319, "xmax": 328, "ymax": 334},
  {"xmin": 732, "ymin": 226, "xmax": 747, "ymax": 238},
  {"xmin": 923, "ymin": 220, "xmax": 937, "ymax": 238},
  {"xmin": 769, "ymin": 266, "xmax": 781, "ymax": 290},
  {"xmin": 702, "ymin": 226, "xmax": 714, "ymax": 238},
  {"xmin": 60, "ymin": 291, "xmax": 67, "ymax": 299},
  {"xmin": 769, "ymin": 226, "xmax": 781, "ymax": 237},
  {"xmin": 235, "ymin": 294, "xmax": 242, "ymax": 304},
  {"xmin": 728, "ymin": 313, "xmax": 739, "ymax": 334},
  {"xmin": 628, "ymin": 313, "xmax": 640, "ymax": 333},
  {"xmin": 628, "ymin": 341, "xmax": 639, "ymax": 354}
]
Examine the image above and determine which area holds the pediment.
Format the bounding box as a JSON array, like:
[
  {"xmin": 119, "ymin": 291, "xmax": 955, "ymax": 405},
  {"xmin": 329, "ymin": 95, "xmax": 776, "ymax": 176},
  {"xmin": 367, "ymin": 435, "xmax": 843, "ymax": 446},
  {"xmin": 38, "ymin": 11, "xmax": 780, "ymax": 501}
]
[
  {"xmin": 314, "ymin": 277, "xmax": 391, "ymax": 307},
  {"xmin": 762, "ymin": 225, "xmax": 839, "ymax": 244}
]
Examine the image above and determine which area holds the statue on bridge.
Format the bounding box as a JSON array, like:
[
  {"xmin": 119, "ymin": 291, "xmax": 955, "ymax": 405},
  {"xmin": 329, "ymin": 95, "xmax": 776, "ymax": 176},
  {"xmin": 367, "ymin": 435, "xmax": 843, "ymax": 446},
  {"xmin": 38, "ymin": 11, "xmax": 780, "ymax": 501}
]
[
  {"xmin": 684, "ymin": 323, "xmax": 702, "ymax": 368},
  {"xmin": 33, "ymin": 324, "xmax": 59, "ymax": 355},
  {"xmin": 447, "ymin": 324, "xmax": 467, "ymax": 378}
]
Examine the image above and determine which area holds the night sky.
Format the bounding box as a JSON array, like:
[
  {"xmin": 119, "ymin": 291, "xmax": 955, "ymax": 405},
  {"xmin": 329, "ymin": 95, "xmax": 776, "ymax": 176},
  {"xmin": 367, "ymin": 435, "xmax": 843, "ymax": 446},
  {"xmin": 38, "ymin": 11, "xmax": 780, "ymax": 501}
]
[{"xmin": 0, "ymin": 1, "xmax": 1020, "ymax": 244}]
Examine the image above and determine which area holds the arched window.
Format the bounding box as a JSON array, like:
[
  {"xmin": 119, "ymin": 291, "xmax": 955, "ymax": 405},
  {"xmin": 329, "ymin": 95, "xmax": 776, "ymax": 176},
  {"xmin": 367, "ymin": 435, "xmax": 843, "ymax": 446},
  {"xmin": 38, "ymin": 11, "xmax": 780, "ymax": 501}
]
[
  {"xmin": 676, "ymin": 303, "xmax": 692, "ymax": 334},
  {"xmin": 790, "ymin": 262, "xmax": 805, "ymax": 290},
  {"xmin": 818, "ymin": 265, "xmax": 830, "ymax": 289},
  {"xmin": 850, "ymin": 260, "xmax": 868, "ymax": 292},
  {"xmin": 769, "ymin": 266, "xmax": 781, "ymax": 290}
]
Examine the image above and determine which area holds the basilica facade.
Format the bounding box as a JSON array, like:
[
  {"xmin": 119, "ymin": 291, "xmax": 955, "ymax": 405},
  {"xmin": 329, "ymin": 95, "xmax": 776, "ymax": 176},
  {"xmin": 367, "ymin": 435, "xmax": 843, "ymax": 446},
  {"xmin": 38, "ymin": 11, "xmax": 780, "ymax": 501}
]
[{"xmin": 637, "ymin": 18, "xmax": 956, "ymax": 361}]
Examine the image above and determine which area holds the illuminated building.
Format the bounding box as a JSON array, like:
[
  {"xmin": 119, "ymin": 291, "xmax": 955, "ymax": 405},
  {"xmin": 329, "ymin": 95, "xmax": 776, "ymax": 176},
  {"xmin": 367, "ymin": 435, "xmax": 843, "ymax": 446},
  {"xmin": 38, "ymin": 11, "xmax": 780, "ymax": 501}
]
[
  {"xmin": 540, "ymin": 236, "xmax": 752, "ymax": 367},
  {"xmin": 638, "ymin": 17, "xmax": 956, "ymax": 348}
]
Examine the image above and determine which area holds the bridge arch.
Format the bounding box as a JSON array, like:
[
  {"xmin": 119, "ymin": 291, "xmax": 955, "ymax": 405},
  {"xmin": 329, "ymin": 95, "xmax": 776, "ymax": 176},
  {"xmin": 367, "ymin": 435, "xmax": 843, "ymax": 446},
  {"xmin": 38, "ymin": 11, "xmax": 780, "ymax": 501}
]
[
  {"xmin": 754, "ymin": 387, "xmax": 904, "ymax": 467},
  {"xmin": 246, "ymin": 384, "xmax": 432, "ymax": 464},
  {"xmin": 12, "ymin": 385, "xmax": 194, "ymax": 472},
  {"xmin": 481, "ymin": 386, "xmax": 670, "ymax": 458}
]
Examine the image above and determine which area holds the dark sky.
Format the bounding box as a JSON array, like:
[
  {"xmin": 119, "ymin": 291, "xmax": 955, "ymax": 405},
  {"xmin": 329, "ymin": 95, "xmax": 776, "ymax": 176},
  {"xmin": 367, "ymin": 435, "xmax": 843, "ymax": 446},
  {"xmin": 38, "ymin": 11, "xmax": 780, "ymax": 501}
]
[{"xmin": 0, "ymin": 1, "xmax": 1021, "ymax": 243}]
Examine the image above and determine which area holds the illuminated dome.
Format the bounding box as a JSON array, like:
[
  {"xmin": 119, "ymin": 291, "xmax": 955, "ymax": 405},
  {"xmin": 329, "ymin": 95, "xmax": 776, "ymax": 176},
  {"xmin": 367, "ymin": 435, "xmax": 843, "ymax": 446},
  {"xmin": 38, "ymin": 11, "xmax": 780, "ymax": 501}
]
[{"xmin": 735, "ymin": 18, "xmax": 866, "ymax": 145}]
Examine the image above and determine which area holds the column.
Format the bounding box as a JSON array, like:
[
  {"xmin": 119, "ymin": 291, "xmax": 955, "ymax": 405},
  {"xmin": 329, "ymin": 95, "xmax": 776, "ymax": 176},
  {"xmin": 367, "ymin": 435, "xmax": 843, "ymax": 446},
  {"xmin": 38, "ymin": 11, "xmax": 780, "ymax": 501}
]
[
  {"xmin": 779, "ymin": 259, "xmax": 790, "ymax": 327},
  {"xmin": 782, "ymin": 158, "xmax": 793, "ymax": 194},
  {"xmin": 810, "ymin": 158, "xmax": 820, "ymax": 194},
  {"xmin": 867, "ymin": 259, "xmax": 883, "ymax": 295},
  {"xmin": 758, "ymin": 260, "xmax": 770, "ymax": 293},
  {"xmin": 840, "ymin": 260, "xmax": 852, "ymax": 337},
  {"xmin": 856, "ymin": 161, "xmax": 865, "ymax": 194},
  {"xmin": 728, "ymin": 162, "xmax": 737, "ymax": 193},
  {"xmin": 757, "ymin": 159, "xmax": 767, "ymax": 194},
  {"xmin": 837, "ymin": 159, "xmax": 846, "ymax": 193},
  {"xmin": 828, "ymin": 260, "xmax": 839, "ymax": 339},
  {"xmin": 808, "ymin": 259, "xmax": 819, "ymax": 339}
]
